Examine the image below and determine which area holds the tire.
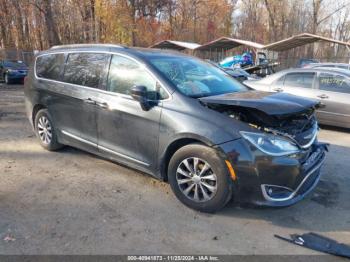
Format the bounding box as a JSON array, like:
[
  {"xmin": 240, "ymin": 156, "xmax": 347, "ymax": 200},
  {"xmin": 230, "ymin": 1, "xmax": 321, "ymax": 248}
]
[
  {"xmin": 4, "ymin": 74, "xmax": 11, "ymax": 85},
  {"xmin": 168, "ymin": 144, "xmax": 233, "ymax": 213},
  {"xmin": 34, "ymin": 109, "xmax": 63, "ymax": 151}
]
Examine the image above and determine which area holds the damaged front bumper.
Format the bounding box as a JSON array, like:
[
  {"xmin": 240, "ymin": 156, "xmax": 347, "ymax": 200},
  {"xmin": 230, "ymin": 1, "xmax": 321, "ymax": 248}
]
[
  {"xmin": 218, "ymin": 138, "xmax": 328, "ymax": 207},
  {"xmin": 260, "ymin": 143, "xmax": 327, "ymax": 206}
]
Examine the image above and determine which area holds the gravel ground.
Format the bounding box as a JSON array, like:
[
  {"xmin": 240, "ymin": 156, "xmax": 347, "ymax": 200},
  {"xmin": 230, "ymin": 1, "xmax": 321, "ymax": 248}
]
[{"xmin": 0, "ymin": 84, "xmax": 349, "ymax": 255}]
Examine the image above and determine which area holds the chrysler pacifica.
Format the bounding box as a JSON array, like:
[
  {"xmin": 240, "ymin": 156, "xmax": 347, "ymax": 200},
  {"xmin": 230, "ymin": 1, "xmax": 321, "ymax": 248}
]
[{"xmin": 24, "ymin": 44, "xmax": 328, "ymax": 212}]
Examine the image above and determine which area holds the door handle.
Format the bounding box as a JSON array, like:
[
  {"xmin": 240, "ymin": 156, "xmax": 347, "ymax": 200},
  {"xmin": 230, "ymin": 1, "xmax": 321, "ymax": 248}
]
[
  {"xmin": 317, "ymin": 94, "xmax": 329, "ymax": 99},
  {"xmin": 273, "ymin": 88, "xmax": 283, "ymax": 92},
  {"xmin": 96, "ymin": 101, "xmax": 109, "ymax": 109},
  {"xmin": 84, "ymin": 98, "xmax": 96, "ymax": 105}
]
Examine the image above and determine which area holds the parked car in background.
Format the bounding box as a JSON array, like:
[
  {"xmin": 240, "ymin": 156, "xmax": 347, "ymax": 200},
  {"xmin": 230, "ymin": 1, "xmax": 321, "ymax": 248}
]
[
  {"xmin": 219, "ymin": 52, "xmax": 254, "ymax": 68},
  {"xmin": 305, "ymin": 62, "xmax": 350, "ymax": 70},
  {"xmin": 244, "ymin": 68, "xmax": 350, "ymax": 128},
  {"xmin": 206, "ymin": 60, "xmax": 259, "ymax": 82},
  {"xmin": 296, "ymin": 58, "xmax": 320, "ymax": 68},
  {"xmin": 0, "ymin": 60, "xmax": 28, "ymax": 84},
  {"xmin": 24, "ymin": 44, "xmax": 327, "ymax": 212}
]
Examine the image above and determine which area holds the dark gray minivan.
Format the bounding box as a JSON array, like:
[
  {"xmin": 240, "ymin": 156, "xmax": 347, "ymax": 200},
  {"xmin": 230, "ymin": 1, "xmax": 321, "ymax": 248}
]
[{"xmin": 24, "ymin": 44, "xmax": 327, "ymax": 212}]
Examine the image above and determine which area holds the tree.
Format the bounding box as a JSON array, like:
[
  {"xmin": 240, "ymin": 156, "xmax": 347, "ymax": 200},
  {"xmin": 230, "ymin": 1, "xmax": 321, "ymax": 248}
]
[{"xmin": 30, "ymin": 0, "xmax": 61, "ymax": 46}]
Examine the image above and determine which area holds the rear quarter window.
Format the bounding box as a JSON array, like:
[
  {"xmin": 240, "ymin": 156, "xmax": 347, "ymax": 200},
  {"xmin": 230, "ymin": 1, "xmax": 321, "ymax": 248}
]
[{"xmin": 36, "ymin": 54, "xmax": 66, "ymax": 80}]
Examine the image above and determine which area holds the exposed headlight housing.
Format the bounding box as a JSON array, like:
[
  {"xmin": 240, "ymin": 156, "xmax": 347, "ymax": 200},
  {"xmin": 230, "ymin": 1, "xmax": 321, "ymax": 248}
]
[{"xmin": 240, "ymin": 131, "xmax": 300, "ymax": 156}]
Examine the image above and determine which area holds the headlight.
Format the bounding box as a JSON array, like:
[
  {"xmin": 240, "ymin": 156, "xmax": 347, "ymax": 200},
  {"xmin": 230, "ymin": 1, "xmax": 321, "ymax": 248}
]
[
  {"xmin": 240, "ymin": 131, "xmax": 299, "ymax": 156},
  {"xmin": 7, "ymin": 69, "xmax": 17, "ymax": 73}
]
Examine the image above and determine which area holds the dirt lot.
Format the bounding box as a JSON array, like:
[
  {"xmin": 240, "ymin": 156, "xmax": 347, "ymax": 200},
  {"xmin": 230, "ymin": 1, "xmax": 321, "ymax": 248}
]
[{"xmin": 0, "ymin": 84, "xmax": 350, "ymax": 255}]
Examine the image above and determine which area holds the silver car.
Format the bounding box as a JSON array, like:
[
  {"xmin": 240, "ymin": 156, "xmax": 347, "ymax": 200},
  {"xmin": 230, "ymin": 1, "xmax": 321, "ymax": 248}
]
[
  {"xmin": 244, "ymin": 68, "xmax": 350, "ymax": 128},
  {"xmin": 306, "ymin": 62, "xmax": 350, "ymax": 70}
]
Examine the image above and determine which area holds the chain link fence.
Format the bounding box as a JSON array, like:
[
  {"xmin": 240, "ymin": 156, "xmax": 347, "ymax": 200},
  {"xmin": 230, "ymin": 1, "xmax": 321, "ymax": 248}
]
[{"xmin": 0, "ymin": 49, "xmax": 35, "ymax": 65}]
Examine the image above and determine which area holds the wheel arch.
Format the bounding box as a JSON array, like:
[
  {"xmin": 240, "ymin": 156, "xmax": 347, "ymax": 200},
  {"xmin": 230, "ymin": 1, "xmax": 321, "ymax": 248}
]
[
  {"xmin": 159, "ymin": 135, "xmax": 215, "ymax": 181},
  {"xmin": 32, "ymin": 104, "xmax": 47, "ymax": 126}
]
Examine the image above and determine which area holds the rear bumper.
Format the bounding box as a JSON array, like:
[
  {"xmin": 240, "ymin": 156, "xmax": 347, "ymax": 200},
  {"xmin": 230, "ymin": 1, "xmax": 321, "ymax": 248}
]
[{"xmin": 218, "ymin": 138, "xmax": 328, "ymax": 207}]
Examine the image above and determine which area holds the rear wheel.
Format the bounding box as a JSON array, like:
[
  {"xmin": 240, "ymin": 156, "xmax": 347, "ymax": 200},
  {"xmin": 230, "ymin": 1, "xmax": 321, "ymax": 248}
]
[
  {"xmin": 168, "ymin": 144, "xmax": 233, "ymax": 213},
  {"xmin": 34, "ymin": 109, "xmax": 63, "ymax": 151}
]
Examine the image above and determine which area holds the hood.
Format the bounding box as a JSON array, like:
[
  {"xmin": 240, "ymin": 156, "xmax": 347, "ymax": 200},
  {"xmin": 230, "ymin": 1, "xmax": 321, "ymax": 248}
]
[{"xmin": 199, "ymin": 91, "xmax": 319, "ymax": 116}]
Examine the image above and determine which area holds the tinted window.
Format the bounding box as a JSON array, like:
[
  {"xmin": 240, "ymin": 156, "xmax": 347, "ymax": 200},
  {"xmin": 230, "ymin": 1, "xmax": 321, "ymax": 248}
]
[
  {"xmin": 283, "ymin": 72, "xmax": 315, "ymax": 88},
  {"xmin": 36, "ymin": 54, "xmax": 65, "ymax": 80},
  {"xmin": 107, "ymin": 55, "xmax": 168, "ymax": 100},
  {"xmin": 63, "ymin": 53, "xmax": 109, "ymax": 88},
  {"xmin": 319, "ymin": 73, "xmax": 350, "ymax": 93}
]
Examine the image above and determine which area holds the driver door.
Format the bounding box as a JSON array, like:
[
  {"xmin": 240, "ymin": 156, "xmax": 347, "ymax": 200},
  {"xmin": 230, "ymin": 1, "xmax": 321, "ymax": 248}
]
[{"xmin": 95, "ymin": 54, "xmax": 168, "ymax": 173}]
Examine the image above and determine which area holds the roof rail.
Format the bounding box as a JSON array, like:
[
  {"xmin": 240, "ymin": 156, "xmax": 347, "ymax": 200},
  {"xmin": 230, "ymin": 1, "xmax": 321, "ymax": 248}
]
[{"xmin": 50, "ymin": 43, "xmax": 126, "ymax": 50}]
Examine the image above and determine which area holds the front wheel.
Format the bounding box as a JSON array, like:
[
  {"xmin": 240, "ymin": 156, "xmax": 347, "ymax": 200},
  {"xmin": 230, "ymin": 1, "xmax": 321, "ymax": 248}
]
[{"xmin": 168, "ymin": 144, "xmax": 233, "ymax": 213}]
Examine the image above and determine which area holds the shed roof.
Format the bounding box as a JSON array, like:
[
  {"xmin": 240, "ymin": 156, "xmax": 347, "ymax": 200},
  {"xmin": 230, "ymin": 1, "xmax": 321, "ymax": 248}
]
[
  {"xmin": 195, "ymin": 37, "xmax": 264, "ymax": 51},
  {"xmin": 264, "ymin": 33, "xmax": 350, "ymax": 51},
  {"xmin": 149, "ymin": 40, "xmax": 201, "ymax": 50}
]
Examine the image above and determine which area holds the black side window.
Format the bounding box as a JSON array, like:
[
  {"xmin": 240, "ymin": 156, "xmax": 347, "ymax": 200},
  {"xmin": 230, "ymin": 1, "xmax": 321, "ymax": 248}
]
[
  {"xmin": 284, "ymin": 72, "xmax": 315, "ymax": 88},
  {"xmin": 63, "ymin": 53, "xmax": 109, "ymax": 88},
  {"xmin": 36, "ymin": 54, "xmax": 65, "ymax": 80},
  {"xmin": 319, "ymin": 73, "xmax": 350, "ymax": 93},
  {"xmin": 107, "ymin": 55, "xmax": 168, "ymax": 100}
]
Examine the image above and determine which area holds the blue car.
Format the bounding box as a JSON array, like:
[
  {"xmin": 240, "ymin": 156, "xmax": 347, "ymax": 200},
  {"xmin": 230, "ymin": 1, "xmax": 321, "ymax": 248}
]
[
  {"xmin": 0, "ymin": 60, "xmax": 28, "ymax": 84},
  {"xmin": 219, "ymin": 52, "xmax": 254, "ymax": 68}
]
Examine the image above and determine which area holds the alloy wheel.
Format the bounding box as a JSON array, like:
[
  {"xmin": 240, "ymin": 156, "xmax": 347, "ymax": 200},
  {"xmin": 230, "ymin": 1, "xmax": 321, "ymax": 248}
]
[
  {"xmin": 176, "ymin": 157, "xmax": 217, "ymax": 202},
  {"xmin": 37, "ymin": 115, "xmax": 52, "ymax": 144}
]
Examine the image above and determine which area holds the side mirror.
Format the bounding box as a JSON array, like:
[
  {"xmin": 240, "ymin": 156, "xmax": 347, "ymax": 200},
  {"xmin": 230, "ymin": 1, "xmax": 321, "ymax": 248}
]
[{"xmin": 131, "ymin": 85, "xmax": 150, "ymax": 111}]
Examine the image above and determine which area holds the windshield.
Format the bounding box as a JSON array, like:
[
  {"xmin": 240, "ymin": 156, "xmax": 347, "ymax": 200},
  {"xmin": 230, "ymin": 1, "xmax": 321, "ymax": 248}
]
[
  {"xmin": 149, "ymin": 56, "xmax": 248, "ymax": 98},
  {"xmin": 3, "ymin": 61, "xmax": 27, "ymax": 69}
]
